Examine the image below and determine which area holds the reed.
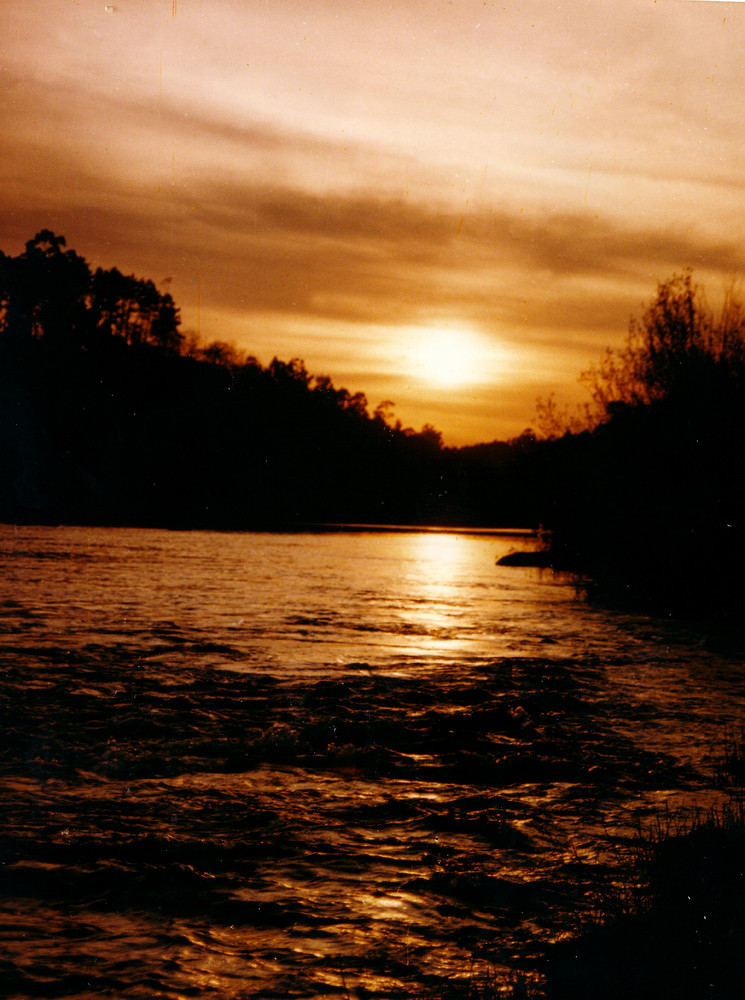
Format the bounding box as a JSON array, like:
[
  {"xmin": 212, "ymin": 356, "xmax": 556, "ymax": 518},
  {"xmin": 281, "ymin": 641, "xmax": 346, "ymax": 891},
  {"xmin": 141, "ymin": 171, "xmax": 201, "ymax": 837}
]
[{"xmin": 542, "ymin": 798, "xmax": 745, "ymax": 999}]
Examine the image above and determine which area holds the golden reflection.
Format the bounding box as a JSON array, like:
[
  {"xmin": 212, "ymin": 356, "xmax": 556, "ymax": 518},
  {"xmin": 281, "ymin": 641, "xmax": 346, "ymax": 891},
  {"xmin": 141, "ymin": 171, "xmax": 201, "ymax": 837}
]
[
  {"xmin": 406, "ymin": 531, "xmax": 472, "ymax": 603},
  {"xmin": 410, "ymin": 530, "xmax": 466, "ymax": 577},
  {"xmin": 357, "ymin": 892, "xmax": 407, "ymax": 912},
  {"xmin": 397, "ymin": 532, "xmax": 470, "ymax": 650}
]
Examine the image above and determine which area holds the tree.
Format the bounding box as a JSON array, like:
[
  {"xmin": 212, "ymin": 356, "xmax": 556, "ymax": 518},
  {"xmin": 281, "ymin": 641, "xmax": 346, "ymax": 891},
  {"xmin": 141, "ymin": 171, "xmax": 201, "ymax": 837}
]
[
  {"xmin": 89, "ymin": 267, "xmax": 182, "ymax": 351},
  {"xmin": 543, "ymin": 273, "xmax": 745, "ymax": 615},
  {"xmin": 191, "ymin": 339, "xmax": 247, "ymax": 368},
  {"xmin": 150, "ymin": 290, "xmax": 182, "ymax": 353},
  {"xmin": 268, "ymin": 357, "xmax": 310, "ymax": 386},
  {"xmin": 536, "ymin": 273, "xmax": 745, "ymax": 439},
  {"xmin": 0, "ymin": 231, "xmax": 91, "ymax": 347},
  {"xmin": 582, "ymin": 272, "xmax": 745, "ymax": 416}
]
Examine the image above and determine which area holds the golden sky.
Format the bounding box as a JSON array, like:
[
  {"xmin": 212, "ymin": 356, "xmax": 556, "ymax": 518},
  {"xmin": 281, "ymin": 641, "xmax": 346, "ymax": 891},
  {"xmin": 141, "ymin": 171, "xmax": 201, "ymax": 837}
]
[{"xmin": 3, "ymin": 0, "xmax": 745, "ymax": 444}]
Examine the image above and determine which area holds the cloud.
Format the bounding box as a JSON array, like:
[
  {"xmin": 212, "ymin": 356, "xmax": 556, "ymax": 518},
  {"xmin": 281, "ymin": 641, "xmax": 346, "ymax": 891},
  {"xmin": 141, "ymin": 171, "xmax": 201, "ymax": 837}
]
[{"xmin": 3, "ymin": 112, "xmax": 741, "ymax": 346}]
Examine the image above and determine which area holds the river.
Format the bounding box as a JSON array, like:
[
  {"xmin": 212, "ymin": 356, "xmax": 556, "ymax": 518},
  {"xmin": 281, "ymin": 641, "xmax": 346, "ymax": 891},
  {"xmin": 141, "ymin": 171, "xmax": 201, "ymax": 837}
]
[{"xmin": 1, "ymin": 524, "xmax": 743, "ymax": 998}]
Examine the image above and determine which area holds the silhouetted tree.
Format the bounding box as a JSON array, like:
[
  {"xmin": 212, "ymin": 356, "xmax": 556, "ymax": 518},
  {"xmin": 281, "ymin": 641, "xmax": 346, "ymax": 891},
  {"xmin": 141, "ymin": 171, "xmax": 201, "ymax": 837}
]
[
  {"xmin": 582, "ymin": 272, "xmax": 745, "ymax": 415},
  {"xmin": 88, "ymin": 266, "xmax": 182, "ymax": 352},
  {"xmin": 542, "ymin": 272, "xmax": 745, "ymax": 617},
  {"xmin": 191, "ymin": 339, "xmax": 248, "ymax": 368},
  {"xmin": 0, "ymin": 231, "xmax": 91, "ymax": 348}
]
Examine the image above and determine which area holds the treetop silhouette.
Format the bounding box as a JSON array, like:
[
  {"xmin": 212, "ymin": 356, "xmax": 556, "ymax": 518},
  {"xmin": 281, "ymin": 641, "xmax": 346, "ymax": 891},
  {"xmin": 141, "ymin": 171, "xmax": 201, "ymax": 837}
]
[{"xmin": 0, "ymin": 230, "xmax": 182, "ymax": 354}]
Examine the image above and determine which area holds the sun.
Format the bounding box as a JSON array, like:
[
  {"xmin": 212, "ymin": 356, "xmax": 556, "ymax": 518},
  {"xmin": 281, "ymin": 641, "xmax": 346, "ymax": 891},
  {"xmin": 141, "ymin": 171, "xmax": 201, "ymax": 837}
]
[{"xmin": 408, "ymin": 324, "xmax": 491, "ymax": 388}]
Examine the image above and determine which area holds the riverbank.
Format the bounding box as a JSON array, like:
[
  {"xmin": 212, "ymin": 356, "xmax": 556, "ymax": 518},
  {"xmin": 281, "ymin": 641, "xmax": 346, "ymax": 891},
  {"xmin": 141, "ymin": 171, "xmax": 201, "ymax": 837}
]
[{"xmin": 541, "ymin": 801, "xmax": 745, "ymax": 999}]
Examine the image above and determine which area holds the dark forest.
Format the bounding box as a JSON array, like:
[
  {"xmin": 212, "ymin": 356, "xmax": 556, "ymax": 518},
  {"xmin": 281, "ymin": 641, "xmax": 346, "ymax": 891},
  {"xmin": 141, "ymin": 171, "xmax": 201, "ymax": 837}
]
[{"xmin": 0, "ymin": 232, "xmax": 543, "ymax": 531}]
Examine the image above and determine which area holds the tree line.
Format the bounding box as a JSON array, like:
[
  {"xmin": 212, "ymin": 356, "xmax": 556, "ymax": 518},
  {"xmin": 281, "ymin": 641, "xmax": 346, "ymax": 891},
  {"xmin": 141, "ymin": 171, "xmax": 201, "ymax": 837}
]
[
  {"xmin": 3, "ymin": 231, "xmax": 744, "ymax": 617},
  {"xmin": 1, "ymin": 231, "xmax": 534, "ymax": 530},
  {"xmin": 0, "ymin": 231, "xmax": 182, "ymax": 353}
]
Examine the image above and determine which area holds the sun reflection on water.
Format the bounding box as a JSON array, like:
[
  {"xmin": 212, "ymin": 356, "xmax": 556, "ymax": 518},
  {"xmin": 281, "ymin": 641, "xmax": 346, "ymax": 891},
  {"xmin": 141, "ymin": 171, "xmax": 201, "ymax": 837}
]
[
  {"xmin": 395, "ymin": 532, "xmax": 475, "ymax": 653},
  {"xmin": 407, "ymin": 530, "xmax": 468, "ymax": 584}
]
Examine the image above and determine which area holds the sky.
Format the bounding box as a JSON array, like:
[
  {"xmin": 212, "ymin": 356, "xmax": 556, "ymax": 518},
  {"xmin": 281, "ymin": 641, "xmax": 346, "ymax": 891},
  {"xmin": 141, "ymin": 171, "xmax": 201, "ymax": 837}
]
[{"xmin": 3, "ymin": 0, "xmax": 745, "ymax": 445}]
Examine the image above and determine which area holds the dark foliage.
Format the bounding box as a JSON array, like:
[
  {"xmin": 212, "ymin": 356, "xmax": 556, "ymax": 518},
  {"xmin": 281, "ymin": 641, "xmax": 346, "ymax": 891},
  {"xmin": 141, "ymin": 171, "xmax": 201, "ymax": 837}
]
[
  {"xmin": 540, "ymin": 274, "xmax": 745, "ymax": 619},
  {"xmin": 1, "ymin": 232, "xmax": 539, "ymax": 530},
  {"xmin": 0, "ymin": 231, "xmax": 182, "ymax": 354},
  {"xmin": 543, "ymin": 807, "xmax": 745, "ymax": 1000}
]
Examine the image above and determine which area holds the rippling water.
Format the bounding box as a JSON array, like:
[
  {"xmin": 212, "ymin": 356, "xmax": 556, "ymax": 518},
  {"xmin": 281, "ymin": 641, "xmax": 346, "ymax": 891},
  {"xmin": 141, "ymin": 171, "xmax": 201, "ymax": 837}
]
[{"xmin": 1, "ymin": 524, "xmax": 744, "ymax": 998}]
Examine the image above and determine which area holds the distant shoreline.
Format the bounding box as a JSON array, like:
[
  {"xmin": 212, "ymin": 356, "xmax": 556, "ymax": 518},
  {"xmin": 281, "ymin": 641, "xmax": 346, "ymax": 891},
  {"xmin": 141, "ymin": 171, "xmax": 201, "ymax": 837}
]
[
  {"xmin": 299, "ymin": 522, "xmax": 539, "ymax": 536},
  {"xmin": 0, "ymin": 520, "xmax": 540, "ymax": 538}
]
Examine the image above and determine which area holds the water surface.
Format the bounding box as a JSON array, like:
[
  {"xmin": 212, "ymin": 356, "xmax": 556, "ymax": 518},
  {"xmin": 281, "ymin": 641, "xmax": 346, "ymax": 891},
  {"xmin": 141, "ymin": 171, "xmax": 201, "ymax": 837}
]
[{"xmin": 1, "ymin": 525, "xmax": 743, "ymax": 998}]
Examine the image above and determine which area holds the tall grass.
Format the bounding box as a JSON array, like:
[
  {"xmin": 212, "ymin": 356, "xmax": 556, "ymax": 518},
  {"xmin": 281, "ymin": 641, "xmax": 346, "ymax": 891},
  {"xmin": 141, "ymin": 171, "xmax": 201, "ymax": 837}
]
[
  {"xmin": 432, "ymin": 735, "xmax": 745, "ymax": 999},
  {"xmin": 542, "ymin": 772, "xmax": 745, "ymax": 998}
]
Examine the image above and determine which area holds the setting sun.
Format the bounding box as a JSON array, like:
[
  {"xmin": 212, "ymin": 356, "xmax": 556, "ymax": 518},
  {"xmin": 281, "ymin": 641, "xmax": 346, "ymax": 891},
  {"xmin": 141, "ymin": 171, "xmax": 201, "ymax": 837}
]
[{"xmin": 407, "ymin": 324, "xmax": 495, "ymax": 388}]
